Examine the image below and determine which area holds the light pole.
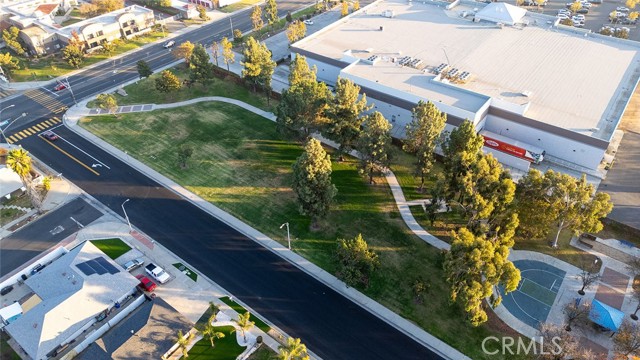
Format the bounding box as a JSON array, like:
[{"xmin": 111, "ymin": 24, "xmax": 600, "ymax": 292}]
[
  {"xmin": 280, "ymin": 222, "xmax": 290, "ymax": 250},
  {"xmin": 0, "ymin": 104, "xmax": 15, "ymax": 123},
  {"xmin": 0, "ymin": 111, "xmax": 26, "ymax": 143},
  {"xmin": 64, "ymin": 77, "xmax": 77, "ymax": 105},
  {"xmin": 121, "ymin": 198, "xmax": 132, "ymax": 233},
  {"xmin": 229, "ymin": 16, "xmax": 234, "ymax": 38}
]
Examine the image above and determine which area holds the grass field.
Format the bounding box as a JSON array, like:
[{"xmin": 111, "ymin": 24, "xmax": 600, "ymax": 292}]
[
  {"xmin": 80, "ymin": 102, "xmax": 531, "ymax": 359},
  {"xmin": 0, "ymin": 194, "xmax": 32, "ymax": 226},
  {"xmin": 247, "ymin": 345, "xmax": 277, "ymax": 360},
  {"xmin": 219, "ymin": 296, "xmax": 271, "ymax": 333},
  {"xmin": 90, "ymin": 238, "xmax": 131, "ymax": 260},
  {"xmin": 219, "ymin": 0, "xmax": 263, "ymax": 13},
  {"xmin": 514, "ymin": 229, "xmax": 601, "ymax": 271},
  {"xmin": 173, "ymin": 262, "xmax": 198, "ymax": 282},
  {"xmin": 96, "ymin": 65, "xmax": 274, "ymax": 112},
  {"xmin": 187, "ymin": 325, "xmax": 245, "ymax": 359},
  {"xmin": 10, "ymin": 31, "xmax": 167, "ymax": 82}
]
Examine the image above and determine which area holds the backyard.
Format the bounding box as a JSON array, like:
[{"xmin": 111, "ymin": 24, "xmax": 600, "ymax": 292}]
[
  {"xmin": 9, "ymin": 30, "xmax": 167, "ymax": 82},
  {"xmin": 219, "ymin": 296, "xmax": 271, "ymax": 333},
  {"xmin": 0, "ymin": 194, "xmax": 32, "ymax": 227},
  {"xmin": 80, "ymin": 101, "xmax": 528, "ymax": 359},
  {"xmin": 187, "ymin": 325, "xmax": 245, "ymax": 359}
]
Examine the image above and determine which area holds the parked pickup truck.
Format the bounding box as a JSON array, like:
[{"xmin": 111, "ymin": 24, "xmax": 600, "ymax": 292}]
[{"xmin": 145, "ymin": 263, "xmax": 170, "ymax": 284}]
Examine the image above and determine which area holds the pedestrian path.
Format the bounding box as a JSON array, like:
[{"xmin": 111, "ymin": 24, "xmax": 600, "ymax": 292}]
[{"xmin": 5, "ymin": 116, "xmax": 62, "ymax": 144}]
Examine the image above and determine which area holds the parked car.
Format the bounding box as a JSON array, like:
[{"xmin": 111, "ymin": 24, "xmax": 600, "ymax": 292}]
[
  {"xmin": 123, "ymin": 258, "xmax": 144, "ymax": 272},
  {"xmin": 53, "ymin": 82, "xmax": 67, "ymax": 91},
  {"xmin": 579, "ymin": 2, "xmax": 592, "ymax": 8},
  {"xmin": 576, "ymin": 8, "xmax": 589, "ymax": 14},
  {"xmin": 303, "ymin": 19, "xmax": 314, "ymax": 25},
  {"xmin": 573, "ymin": 14, "xmax": 585, "ymax": 21},
  {"xmin": 145, "ymin": 263, "xmax": 170, "ymax": 284},
  {"xmin": 31, "ymin": 264, "xmax": 45, "ymax": 275},
  {"xmin": 136, "ymin": 274, "xmax": 157, "ymax": 292},
  {"xmin": 163, "ymin": 40, "xmax": 175, "ymax": 48},
  {"xmin": 557, "ymin": 14, "xmax": 570, "ymax": 20},
  {"xmin": 617, "ymin": 6, "xmax": 629, "ymax": 12},
  {"xmin": 41, "ymin": 131, "xmax": 58, "ymax": 141}
]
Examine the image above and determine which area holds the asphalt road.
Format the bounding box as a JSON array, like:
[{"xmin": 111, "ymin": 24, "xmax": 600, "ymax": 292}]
[
  {"xmin": 0, "ymin": 197, "xmax": 103, "ymax": 277},
  {"xmin": 0, "ymin": 1, "xmax": 444, "ymax": 359},
  {"xmin": 15, "ymin": 120, "xmax": 442, "ymax": 360}
]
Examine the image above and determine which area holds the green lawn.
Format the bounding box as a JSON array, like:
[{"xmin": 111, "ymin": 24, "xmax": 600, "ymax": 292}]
[
  {"xmin": 514, "ymin": 229, "xmax": 601, "ymax": 271},
  {"xmin": 60, "ymin": 17, "xmax": 84, "ymax": 27},
  {"xmin": 187, "ymin": 326, "xmax": 246, "ymax": 360},
  {"xmin": 9, "ymin": 31, "xmax": 167, "ymax": 82},
  {"xmin": 0, "ymin": 208, "xmax": 25, "ymax": 226},
  {"xmin": 219, "ymin": 0, "xmax": 264, "ymax": 13},
  {"xmin": 247, "ymin": 345, "xmax": 276, "ymax": 360},
  {"xmin": 173, "ymin": 262, "xmax": 198, "ymax": 281},
  {"xmin": 0, "ymin": 332, "xmax": 20, "ymax": 360},
  {"xmin": 90, "ymin": 238, "xmax": 131, "ymax": 260},
  {"xmin": 80, "ymin": 102, "xmax": 528, "ymax": 359},
  {"xmin": 219, "ymin": 296, "xmax": 271, "ymax": 333},
  {"xmin": 99, "ymin": 65, "xmax": 274, "ymax": 112},
  {"xmin": 389, "ymin": 149, "xmax": 443, "ymax": 202}
]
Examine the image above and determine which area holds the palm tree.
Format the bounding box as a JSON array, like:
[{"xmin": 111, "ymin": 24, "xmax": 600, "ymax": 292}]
[
  {"xmin": 200, "ymin": 321, "xmax": 225, "ymax": 347},
  {"xmin": 176, "ymin": 330, "xmax": 195, "ymax": 358},
  {"xmin": 6, "ymin": 148, "xmax": 42, "ymax": 213},
  {"xmin": 277, "ymin": 337, "xmax": 310, "ymax": 360},
  {"xmin": 232, "ymin": 312, "xmax": 254, "ymax": 342},
  {"xmin": 208, "ymin": 301, "xmax": 220, "ymax": 323}
]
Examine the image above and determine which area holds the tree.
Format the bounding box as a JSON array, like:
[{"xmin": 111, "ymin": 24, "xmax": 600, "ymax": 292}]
[
  {"xmin": 614, "ymin": 320, "xmax": 640, "ymax": 358},
  {"xmin": 233, "ymin": 312, "xmax": 254, "ymax": 342},
  {"xmin": 176, "ymin": 330, "xmax": 195, "ymax": 358},
  {"xmin": 155, "ymin": 70, "xmax": 182, "ymax": 93},
  {"xmin": 611, "ymin": 10, "xmax": 619, "ymax": 23},
  {"xmin": 537, "ymin": 323, "xmax": 578, "ymax": 360},
  {"xmin": 174, "ymin": 41, "xmax": 195, "ymax": 64},
  {"xmin": 241, "ymin": 37, "xmax": 276, "ymax": 101},
  {"xmin": 62, "ymin": 31, "xmax": 84, "ymax": 68},
  {"xmin": 233, "ymin": 29, "xmax": 243, "ymax": 44},
  {"xmin": 353, "ymin": 0, "xmax": 360, "ymax": 11},
  {"xmin": 136, "ymin": 60, "xmax": 152, "ymax": 79},
  {"xmin": 403, "ymin": 101, "xmax": 447, "ymax": 192},
  {"xmin": 335, "ymin": 233, "xmax": 379, "ymax": 288},
  {"xmin": 265, "ymin": 0, "xmax": 279, "ymax": 25},
  {"xmin": 220, "ymin": 37, "xmax": 234, "ymax": 71},
  {"xmin": 286, "ymin": 20, "xmax": 306, "ymax": 44},
  {"xmin": 578, "ymin": 262, "xmax": 600, "ymax": 295},
  {"xmin": 515, "ymin": 169, "xmax": 557, "ymax": 240},
  {"xmin": 288, "ymin": 55, "xmax": 316, "ymax": 87},
  {"xmin": 93, "ymin": 0, "xmax": 124, "ymax": 13},
  {"xmin": 569, "ymin": 1, "xmax": 582, "ymax": 12},
  {"xmin": 0, "ymin": 52, "xmax": 20, "ymax": 74},
  {"xmin": 444, "ymin": 228, "xmax": 520, "ymax": 326},
  {"xmin": 286, "ymin": 11, "xmax": 293, "ymax": 22},
  {"xmin": 559, "ymin": 18, "xmax": 574, "ymax": 26},
  {"xmin": 563, "ymin": 300, "xmax": 590, "ymax": 331},
  {"xmin": 251, "ymin": 5, "xmax": 264, "ymax": 31},
  {"xmin": 277, "ymin": 337, "xmax": 310, "ymax": 360},
  {"xmin": 2, "ymin": 27, "xmax": 25, "ymax": 56},
  {"xmin": 95, "ymin": 93, "xmax": 118, "ymax": 114},
  {"xmin": 630, "ymin": 285, "xmax": 640, "ymax": 320},
  {"xmin": 79, "ymin": 2, "xmax": 98, "ymax": 16},
  {"xmin": 627, "ymin": 0, "xmax": 639, "ymax": 8},
  {"xmin": 517, "ymin": 170, "xmax": 612, "ymax": 247},
  {"xmin": 341, "ymin": 1, "xmax": 349, "ymax": 16},
  {"xmin": 100, "ymin": 40, "xmax": 116, "ymax": 56},
  {"xmin": 6, "ymin": 149, "xmax": 43, "ymax": 213},
  {"xmin": 211, "ymin": 41, "xmax": 219, "ymax": 67},
  {"xmin": 357, "ymin": 112, "xmax": 391, "ymax": 184},
  {"xmin": 197, "ymin": 5, "xmax": 210, "ymax": 20},
  {"xmin": 630, "ymin": 11, "xmax": 639, "ymax": 21},
  {"xmin": 189, "ymin": 44, "xmax": 214, "ymax": 86},
  {"xmin": 292, "ymin": 138, "xmax": 337, "ymax": 224},
  {"xmin": 177, "ymin": 145, "xmax": 193, "ymax": 169},
  {"xmin": 441, "ymin": 120, "xmax": 484, "ymax": 199},
  {"xmin": 323, "ymin": 77, "xmax": 369, "ymax": 159}
]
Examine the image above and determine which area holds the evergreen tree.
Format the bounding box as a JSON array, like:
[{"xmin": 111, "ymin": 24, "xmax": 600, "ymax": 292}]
[
  {"xmin": 292, "ymin": 138, "xmax": 337, "ymax": 224},
  {"xmin": 189, "ymin": 44, "xmax": 214, "ymax": 86},
  {"xmin": 155, "ymin": 69, "xmax": 182, "ymax": 93},
  {"xmin": 444, "ymin": 228, "xmax": 521, "ymax": 326},
  {"xmin": 357, "ymin": 112, "xmax": 391, "ymax": 184},
  {"xmin": 286, "ymin": 20, "xmax": 306, "ymax": 44},
  {"xmin": 174, "ymin": 41, "xmax": 195, "ymax": 64},
  {"xmin": 288, "ymin": 55, "xmax": 316, "ymax": 87},
  {"xmin": 335, "ymin": 234, "xmax": 379, "ymax": 288},
  {"xmin": 403, "ymin": 101, "xmax": 447, "ymax": 192},
  {"xmin": 136, "ymin": 60, "xmax": 153, "ymax": 79},
  {"xmin": 323, "ymin": 77, "xmax": 369, "ymax": 159},
  {"xmin": 2, "ymin": 27, "xmax": 25, "ymax": 55},
  {"xmin": 62, "ymin": 31, "xmax": 84, "ymax": 68},
  {"xmin": 241, "ymin": 37, "xmax": 275, "ymax": 102},
  {"xmin": 441, "ymin": 120, "xmax": 484, "ymax": 199},
  {"xmin": 276, "ymin": 80, "xmax": 331, "ymax": 139}
]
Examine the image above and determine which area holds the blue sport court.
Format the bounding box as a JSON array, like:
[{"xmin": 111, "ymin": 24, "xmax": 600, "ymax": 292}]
[{"xmin": 500, "ymin": 260, "xmax": 566, "ymax": 328}]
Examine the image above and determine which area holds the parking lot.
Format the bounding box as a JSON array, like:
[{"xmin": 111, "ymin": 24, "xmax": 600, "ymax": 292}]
[{"xmin": 506, "ymin": 0, "xmax": 640, "ymax": 41}]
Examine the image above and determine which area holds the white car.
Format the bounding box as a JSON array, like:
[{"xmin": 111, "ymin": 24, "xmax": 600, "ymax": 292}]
[
  {"xmin": 579, "ymin": 2, "xmax": 592, "ymax": 8},
  {"xmin": 573, "ymin": 14, "xmax": 585, "ymax": 21},
  {"xmin": 145, "ymin": 263, "xmax": 170, "ymax": 284},
  {"xmin": 123, "ymin": 258, "xmax": 144, "ymax": 272},
  {"xmin": 303, "ymin": 19, "xmax": 313, "ymax": 25},
  {"xmin": 557, "ymin": 14, "xmax": 570, "ymax": 20},
  {"xmin": 617, "ymin": 6, "xmax": 630, "ymax": 12},
  {"xmin": 163, "ymin": 40, "xmax": 175, "ymax": 48}
]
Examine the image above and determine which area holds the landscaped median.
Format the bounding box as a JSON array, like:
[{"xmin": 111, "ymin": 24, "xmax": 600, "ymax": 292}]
[{"xmin": 79, "ymin": 100, "xmax": 529, "ymax": 359}]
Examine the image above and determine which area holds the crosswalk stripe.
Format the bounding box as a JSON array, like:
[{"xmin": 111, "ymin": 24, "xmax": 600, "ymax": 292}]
[
  {"xmin": 7, "ymin": 138, "xmax": 13, "ymax": 144},
  {"xmin": 52, "ymin": 117, "xmax": 61, "ymax": 123},
  {"xmin": 7, "ymin": 135, "xmax": 17, "ymax": 143},
  {"xmin": 25, "ymin": 129, "xmax": 35, "ymax": 135},
  {"xmin": 43, "ymin": 120, "xmax": 54, "ymax": 126},
  {"xmin": 18, "ymin": 131, "xmax": 28, "ymax": 138},
  {"xmin": 33, "ymin": 124, "xmax": 45, "ymax": 131},
  {"xmin": 13, "ymin": 133, "xmax": 23, "ymax": 140}
]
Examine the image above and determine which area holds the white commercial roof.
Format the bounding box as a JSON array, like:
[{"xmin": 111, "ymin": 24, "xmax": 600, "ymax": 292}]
[
  {"xmin": 57, "ymin": 5, "xmax": 152, "ymax": 37},
  {"xmin": 5, "ymin": 241, "xmax": 138, "ymax": 360},
  {"xmin": 475, "ymin": 2, "xmax": 526, "ymax": 25},
  {"xmin": 294, "ymin": 0, "xmax": 640, "ymax": 141}
]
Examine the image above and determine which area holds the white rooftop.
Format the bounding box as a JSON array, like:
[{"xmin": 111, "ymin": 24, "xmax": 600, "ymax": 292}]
[
  {"xmin": 57, "ymin": 5, "xmax": 152, "ymax": 37},
  {"xmin": 5, "ymin": 241, "xmax": 138, "ymax": 360},
  {"xmin": 294, "ymin": 0, "xmax": 640, "ymax": 141}
]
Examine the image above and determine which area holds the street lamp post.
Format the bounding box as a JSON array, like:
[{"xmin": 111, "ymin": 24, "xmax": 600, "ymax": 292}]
[
  {"xmin": 0, "ymin": 104, "xmax": 15, "ymax": 124},
  {"xmin": 229, "ymin": 16, "xmax": 234, "ymax": 38},
  {"xmin": 280, "ymin": 222, "xmax": 290, "ymax": 250},
  {"xmin": 0, "ymin": 111, "xmax": 27, "ymax": 143},
  {"xmin": 121, "ymin": 199, "xmax": 132, "ymax": 233},
  {"xmin": 64, "ymin": 77, "xmax": 77, "ymax": 105}
]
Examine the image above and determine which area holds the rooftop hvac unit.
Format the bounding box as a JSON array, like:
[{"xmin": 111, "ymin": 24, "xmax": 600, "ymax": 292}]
[{"xmin": 380, "ymin": 26, "xmax": 384, "ymax": 31}]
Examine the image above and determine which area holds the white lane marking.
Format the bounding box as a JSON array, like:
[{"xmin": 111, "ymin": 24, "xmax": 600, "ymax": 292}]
[
  {"xmin": 40, "ymin": 132, "xmax": 111, "ymax": 170},
  {"xmin": 44, "ymin": 124, "xmax": 65, "ymax": 132},
  {"xmin": 70, "ymin": 216, "xmax": 84, "ymax": 228},
  {"xmin": 40, "ymin": 87, "xmax": 60, "ymax": 97}
]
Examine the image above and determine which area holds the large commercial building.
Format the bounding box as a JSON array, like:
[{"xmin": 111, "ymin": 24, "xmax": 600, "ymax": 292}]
[{"xmin": 291, "ymin": 0, "xmax": 640, "ymax": 173}]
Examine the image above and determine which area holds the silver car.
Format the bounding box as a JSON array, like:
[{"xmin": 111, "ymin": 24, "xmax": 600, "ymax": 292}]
[{"xmin": 123, "ymin": 258, "xmax": 145, "ymax": 272}]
